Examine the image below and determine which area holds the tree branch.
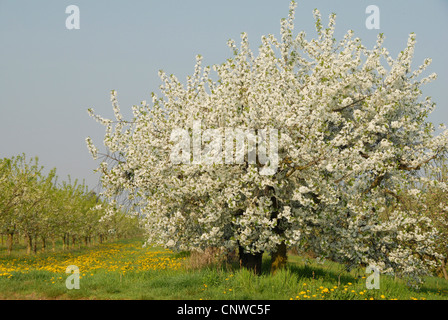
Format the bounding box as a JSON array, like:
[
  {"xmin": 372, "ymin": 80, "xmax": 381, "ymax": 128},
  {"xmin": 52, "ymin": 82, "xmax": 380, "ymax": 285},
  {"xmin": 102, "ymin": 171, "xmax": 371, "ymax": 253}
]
[
  {"xmin": 332, "ymin": 95, "xmax": 371, "ymax": 112},
  {"xmin": 398, "ymin": 153, "xmax": 439, "ymax": 171},
  {"xmin": 362, "ymin": 173, "xmax": 385, "ymax": 196}
]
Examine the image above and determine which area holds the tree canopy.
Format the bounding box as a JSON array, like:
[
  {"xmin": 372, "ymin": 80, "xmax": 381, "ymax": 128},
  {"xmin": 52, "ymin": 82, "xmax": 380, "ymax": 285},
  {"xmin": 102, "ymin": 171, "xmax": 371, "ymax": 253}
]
[{"xmin": 87, "ymin": 1, "xmax": 448, "ymax": 284}]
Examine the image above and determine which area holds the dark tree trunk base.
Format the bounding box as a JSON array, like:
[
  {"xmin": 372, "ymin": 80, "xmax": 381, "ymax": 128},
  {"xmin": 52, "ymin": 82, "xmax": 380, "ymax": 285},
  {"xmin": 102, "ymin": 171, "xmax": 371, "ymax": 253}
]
[{"xmin": 239, "ymin": 246, "xmax": 263, "ymax": 275}]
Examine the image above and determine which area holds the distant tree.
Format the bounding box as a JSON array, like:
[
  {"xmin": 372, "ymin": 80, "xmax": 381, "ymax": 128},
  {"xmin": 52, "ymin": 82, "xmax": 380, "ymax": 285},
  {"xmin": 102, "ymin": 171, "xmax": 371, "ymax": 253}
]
[{"xmin": 0, "ymin": 154, "xmax": 139, "ymax": 254}]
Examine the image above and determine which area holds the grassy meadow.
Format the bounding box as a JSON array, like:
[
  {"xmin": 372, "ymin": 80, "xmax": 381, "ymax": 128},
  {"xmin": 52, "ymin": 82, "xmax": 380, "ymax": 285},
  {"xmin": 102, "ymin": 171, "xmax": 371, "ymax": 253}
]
[{"xmin": 1, "ymin": 238, "xmax": 448, "ymax": 300}]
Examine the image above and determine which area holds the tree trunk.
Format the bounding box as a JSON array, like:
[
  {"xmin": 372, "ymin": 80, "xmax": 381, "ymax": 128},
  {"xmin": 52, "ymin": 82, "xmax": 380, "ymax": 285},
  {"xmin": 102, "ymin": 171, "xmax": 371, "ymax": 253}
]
[
  {"xmin": 6, "ymin": 232, "xmax": 14, "ymax": 255},
  {"xmin": 441, "ymin": 259, "xmax": 448, "ymax": 281},
  {"xmin": 62, "ymin": 234, "xmax": 67, "ymax": 250},
  {"xmin": 51, "ymin": 235, "xmax": 56, "ymax": 252},
  {"xmin": 263, "ymin": 185, "xmax": 288, "ymax": 274},
  {"xmin": 41, "ymin": 236, "xmax": 46, "ymax": 253},
  {"xmin": 239, "ymin": 246, "xmax": 263, "ymax": 275},
  {"xmin": 26, "ymin": 234, "xmax": 32, "ymax": 255},
  {"xmin": 32, "ymin": 234, "xmax": 37, "ymax": 254},
  {"xmin": 270, "ymin": 241, "xmax": 288, "ymax": 274}
]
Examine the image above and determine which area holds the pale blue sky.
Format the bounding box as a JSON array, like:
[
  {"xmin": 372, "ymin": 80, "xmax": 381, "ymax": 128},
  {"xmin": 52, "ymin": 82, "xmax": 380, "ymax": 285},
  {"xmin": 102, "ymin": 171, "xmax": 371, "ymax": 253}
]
[{"xmin": 1, "ymin": 0, "xmax": 447, "ymax": 190}]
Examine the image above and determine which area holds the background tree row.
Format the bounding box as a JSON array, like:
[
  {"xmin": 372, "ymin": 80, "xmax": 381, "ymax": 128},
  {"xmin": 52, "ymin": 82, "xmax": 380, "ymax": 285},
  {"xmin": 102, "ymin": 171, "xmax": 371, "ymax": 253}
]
[{"xmin": 0, "ymin": 154, "xmax": 141, "ymax": 255}]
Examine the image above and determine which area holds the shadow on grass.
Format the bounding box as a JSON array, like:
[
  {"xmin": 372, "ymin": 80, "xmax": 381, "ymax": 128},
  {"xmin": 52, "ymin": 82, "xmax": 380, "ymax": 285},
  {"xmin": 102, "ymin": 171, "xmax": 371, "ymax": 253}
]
[
  {"xmin": 256, "ymin": 254, "xmax": 356, "ymax": 285},
  {"xmin": 286, "ymin": 263, "xmax": 356, "ymax": 284},
  {"xmin": 416, "ymin": 277, "xmax": 448, "ymax": 297}
]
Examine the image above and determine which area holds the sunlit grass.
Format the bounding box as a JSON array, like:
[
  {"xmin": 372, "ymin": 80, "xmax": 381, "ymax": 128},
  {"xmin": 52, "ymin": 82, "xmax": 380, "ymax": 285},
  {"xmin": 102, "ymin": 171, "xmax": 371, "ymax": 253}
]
[
  {"xmin": 0, "ymin": 240, "xmax": 185, "ymax": 278},
  {"xmin": 1, "ymin": 239, "xmax": 448, "ymax": 300}
]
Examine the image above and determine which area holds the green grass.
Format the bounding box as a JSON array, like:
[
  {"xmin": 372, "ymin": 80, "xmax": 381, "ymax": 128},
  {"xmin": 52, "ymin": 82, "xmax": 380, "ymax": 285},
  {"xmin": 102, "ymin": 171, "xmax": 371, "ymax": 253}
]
[{"xmin": 1, "ymin": 238, "xmax": 448, "ymax": 300}]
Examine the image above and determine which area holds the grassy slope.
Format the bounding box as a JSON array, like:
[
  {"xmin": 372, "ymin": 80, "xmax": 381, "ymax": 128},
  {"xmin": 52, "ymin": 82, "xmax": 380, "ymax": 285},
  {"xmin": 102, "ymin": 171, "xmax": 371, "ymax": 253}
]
[{"xmin": 0, "ymin": 238, "xmax": 447, "ymax": 300}]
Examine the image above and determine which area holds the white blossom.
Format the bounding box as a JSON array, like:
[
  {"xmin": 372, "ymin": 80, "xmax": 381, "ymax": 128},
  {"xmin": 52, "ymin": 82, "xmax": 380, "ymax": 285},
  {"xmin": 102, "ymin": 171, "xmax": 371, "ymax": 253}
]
[{"xmin": 87, "ymin": 1, "xmax": 447, "ymax": 284}]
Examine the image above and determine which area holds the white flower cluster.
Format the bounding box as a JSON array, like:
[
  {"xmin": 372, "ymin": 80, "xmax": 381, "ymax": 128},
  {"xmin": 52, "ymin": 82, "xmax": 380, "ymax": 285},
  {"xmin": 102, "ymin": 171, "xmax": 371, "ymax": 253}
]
[{"xmin": 86, "ymin": 1, "xmax": 448, "ymax": 283}]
